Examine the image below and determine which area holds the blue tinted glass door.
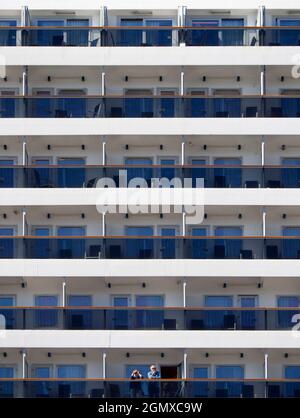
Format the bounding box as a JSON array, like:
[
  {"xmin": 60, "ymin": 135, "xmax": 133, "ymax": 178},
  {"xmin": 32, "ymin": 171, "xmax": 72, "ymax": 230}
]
[
  {"xmin": 0, "ymin": 228, "xmax": 13, "ymax": 258},
  {"xmin": 191, "ymin": 20, "xmax": 219, "ymax": 46},
  {"xmin": 125, "ymin": 158, "xmax": 152, "ymax": 185},
  {"xmin": 57, "ymin": 158, "xmax": 85, "ymax": 188},
  {"xmin": 160, "ymin": 159, "xmax": 175, "ymax": 181},
  {"xmin": 281, "ymin": 97, "xmax": 300, "ymax": 117},
  {"xmin": 37, "ymin": 20, "xmax": 65, "ymax": 46},
  {"xmin": 282, "ymin": 227, "xmax": 300, "ymax": 259},
  {"xmin": 221, "ymin": 19, "xmax": 244, "ymax": 46},
  {"xmin": 282, "ymin": 158, "xmax": 300, "ymax": 187},
  {"xmin": 145, "ymin": 20, "xmax": 172, "ymax": 46},
  {"xmin": 126, "ymin": 226, "xmax": 153, "ymax": 258},
  {"xmin": 0, "ymin": 159, "xmax": 14, "ymax": 188},
  {"xmin": 0, "ymin": 367, "xmax": 14, "ymax": 397},
  {"xmin": 216, "ymin": 365, "xmax": 244, "ymax": 397},
  {"xmin": 33, "ymin": 227, "xmax": 50, "ymax": 259},
  {"xmin": 279, "ymin": 20, "xmax": 300, "ymax": 46},
  {"xmin": 205, "ymin": 296, "xmax": 233, "ymax": 329},
  {"xmin": 215, "ymin": 226, "xmax": 242, "ymax": 258},
  {"xmin": 0, "ymin": 20, "xmax": 17, "ymax": 46},
  {"xmin": 68, "ymin": 295, "xmax": 92, "ymax": 329},
  {"xmin": 285, "ymin": 366, "xmax": 300, "ymax": 397},
  {"xmin": 193, "ymin": 367, "xmax": 209, "ymax": 397},
  {"xmin": 278, "ymin": 296, "xmax": 299, "ymax": 328},
  {"xmin": 124, "ymin": 95, "xmax": 153, "ymax": 117},
  {"xmin": 0, "ymin": 295, "xmax": 15, "ymax": 329},
  {"xmin": 33, "ymin": 366, "xmax": 51, "ymax": 397},
  {"xmin": 35, "ymin": 295, "xmax": 58, "ymax": 328},
  {"xmin": 66, "ymin": 19, "xmax": 89, "ymax": 46},
  {"xmin": 57, "ymin": 365, "xmax": 86, "ymax": 396},
  {"xmin": 32, "ymin": 159, "xmax": 51, "ymax": 188},
  {"xmin": 113, "ymin": 296, "xmax": 130, "ymax": 329},
  {"xmin": 214, "ymin": 158, "xmax": 242, "ymax": 188},
  {"xmin": 136, "ymin": 295, "xmax": 163, "ymax": 328},
  {"xmin": 57, "ymin": 95, "xmax": 86, "ymax": 118},
  {"xmin": 240, "ymin": 296, "xmax": 256, "ymax": 330},
  {"xmin": 120, "ymin": 19, "xmax": 143, "ymax": 46},
  {"xmin": 191, "ymin": 228, "xmax": 207, "ymax": 259},
  {"xmin": 161, "ymin": 228, "xmax": 176, "ymax": 259},
  {"xmin": 57, "ymin": 226, "xmax": 85, "ymax": 259},
  {"xmin": 191, "ymin": 159, "xmax": 206, "ymax": 187}
]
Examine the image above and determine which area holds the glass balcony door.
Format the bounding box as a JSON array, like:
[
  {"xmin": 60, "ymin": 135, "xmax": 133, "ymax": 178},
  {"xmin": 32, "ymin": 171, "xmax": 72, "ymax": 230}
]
[
  {"xmin": 214, "ymin": 158, "xmax": 242, "ymax": 188},
  {"xmin": 32, "ymin": 227, "xmax": 51, "ymax": 259},
  {"xmin": 158, "ymin": 90, "xmax": 177, "ymax": 117},
  {"xmin": 190, "ymin": 20, "xmax": 219, "ymax": 46},
  {"xmin": 125, "ymin": 226, "xmax": 153, "ymax": 259},
  {"xmin": 136, "ymin": 295, "xmax": 164, "ymax": 329},
  {"xmin": 66, "ymin": 19, "xmax": 89, "ymax": 46},
  {"xmin": 214, "ymin": 226, "xmax": 243, "ymax": 259},
  {"xmin": 32, "ymin": 366, "xmax": 52, "ymax": 397},
  {"xmin": 278, "ymin": 19, "xmax": 300, "ymax": 46},
  {"xmin": 31, "ymin": 158, "xmax": 52, "ymax": 188},
  {"xmin": 277, "ymin": 296, "xmax": 300, "ymax": 329},
  {"xmin": 0, "ymin": 90, "xmax": 17, "ymax": 117},
  {"xmin": 282, "ymin": 158, "xmax": 300, "ymax": 187},
  {"xmin": 0, "ymin": 20, "xmax": 17, "ymax": 46},
  {"xmin": 186, "ymin": 90, "xmax": 207, "ymax": 118},
  {"xmin": 145, "ymin": 19, "xmax": 172, "ymax": 46},
  {"xmin": 57, "ymin": 365, "xmax": 86, "ymax": 397},
  {"xmin": 160, "ymin": 227, "xmax": 177, "ymax": 259},
  {"xmin": 239, "ymin": 296, "xmax": 257, "ymax": 330},
  {"xmin": 32, "ymin": 89, "xmax": 53, "ymax": 118},
  {"xmin": 0, "ymin": 295, "xmax": 15, "ymax": 329},
  {"xmin": 125, "ymin": 157, "xmax": 152, "ymax": 186},
  {"xmin": 159, "ymin": 158, "xmax": 176, "ymax": 182},
  {"xmin": 213, "ymin": 90, "xmax": 241, "ymax": 118},
  {"xmin": 57, "ymin": 226, "xmax": 85, "ymax": 259},
  {"xmin": 37, "ymin": 20, "xmax": 65, "ymax": 46},
  {"xmin": 0, "ymin": 367, "xmax": 14, "ymax": 398},
  {"xmin": 282, "ymin": 227, "xmax": 300, "ymax": 259},
  {"xmin": 221, "ymin": 19, "xmax": 244, "ymax": 46},
  {"xmin": 193, "ymin": 367, "xmax": 209, "ymax": 397},
  {"xmin": 67, "ymin": 295, "xmax": 92, "ymax": 329},
  {"xmin": 0, "ymin": 159, "xmax": 14, "ymax": 188},
  {"xmin": 112, "ymin": 295, "xmax": 130, "ymax": 330},
  {"xmin": 57, "ymin": 158, "xmax": 85, "ymax": 188},
  {"xmin": 57, "ymin": 90, "xmax": 86, "ymax": 118},
  {"xmin": 204, "ymin": 296, "xmax": 234, "ymax": 329},
  {"xmin": 124, "ymin": 89, "xmax": 153, "ymax": 117},
  {"xmin": 0, "ymin": 228, "xmax": 14, "ymax": 259},
  {"xmin": 285, "ymin": 366, "xmax": 300, "ymax": 397},
  {"xmin": 34, "ymin": 295, "xmax": 58, "ymax": 328},
  {"xmin": 216, "ymin": 365, "xmax": 244, "ymax": 397},
  {"xmin": 191, "ymin": 227, "xmax": 207, "ymax": 259},
  {"xmin": 190, "ymin": 159, "xmax": 207, "ymax": 188},
  {"xmin": 119, "ymin": 19, "xmax": 143, "ymax": 46}
]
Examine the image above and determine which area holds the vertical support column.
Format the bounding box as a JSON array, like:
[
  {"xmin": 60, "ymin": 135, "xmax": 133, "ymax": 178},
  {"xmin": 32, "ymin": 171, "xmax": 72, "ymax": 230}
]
[
  {"xmin": 261, "ymin": 136, "xmax": 265, "ymax": 187},
  {"xmin": 102, "ymin": 138, "xmax": 106, "ymax": 165},
  {"xmin": 62, "ymin": 280, "xmax": 67, "ymax": 307},
  {"xmin": 182, "ymin": 280, "xmax": 187, "ymax": 308},
  {"xmin": 21, "ymin": 350, "xmax": 27, "ymax": 378},
  {"xmin": 181, "ymin": 139, "xmax": 185, "ymax": 165},
  {"xmin": 183, "ymin": 351, "xmax": 187, "ymax": 378},
  {"xmin": 22, "ymin": 208, "xmax": 27, "ymax": 236},
  {"xmin": 22, "ymin": 66, "xmax": 28, "ymax": 96},
  {"xmin": 101, "ymin": 71, "xmax": 106, "ymax": 97},
  {"xmin": 102, "ymin": 213, "xmax": 106, "ymax": 237},
  {"xmin": 258, "ymin": 6, "xmax": 266, "ymax": 46},
  {"xmin": 264, "ymin": 353, "xmax": 268, "ymax": 398},
  {"xmin": 177, "ymin": 6, "xmax": 187, "ymax": 46},
  {"xmin": 262, "ymin": 207, "xmax": 266, "ymax": 237},
  {"xmin": 102, "ymin": 352, "xmax": 107, "ymax": 378},
  {"xmin": 260, "ymin": 66, "xmax": 266, "ymax": 117},
  {"xmin": 22, "ymin": 137, "xmax": 27, "ymax": 166},
  {"xmin": 180, "ymin": 69, "xmax": 185, "ymax": 96},
  {"xmin": 21, "ymin": 6, "xmax": 30, "ymax": 46},
  {"xmin": 182, "ymin": 212, "xmax": 186, "ymax": 236},
  {"xmin": 99, "ymin": 6, "xmax": 108, "ymax": 46}
]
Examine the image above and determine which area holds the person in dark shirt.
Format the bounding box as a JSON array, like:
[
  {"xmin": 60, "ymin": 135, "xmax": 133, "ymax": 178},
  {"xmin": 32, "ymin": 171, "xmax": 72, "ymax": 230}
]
[{"xmin": 129, "ymin": 369, "xmax": 144, "ymax": 398}]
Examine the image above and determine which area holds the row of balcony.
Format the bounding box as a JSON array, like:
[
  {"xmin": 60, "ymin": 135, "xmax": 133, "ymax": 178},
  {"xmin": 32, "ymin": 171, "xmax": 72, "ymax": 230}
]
[
  {"xmin": 0, "ymin": 307, "xmax": 298, "ymax": 330},
  {"xmin": 0, "ymin": 379, "xmax": 299, "ymax": 398},
  {"xmin": 1, "ymin": 166, "xmax": 300, "ymax": 188},
  {"xmin": 1, "ymin": 96, "xmax": 300, "ymax": 118},
  {"xmin": 1, "ymin": 237, "xmax": 300, "ymax": 259},
  {"xmin": 2, "ymin": 26, "xmax": 300, "ymax": 47}
]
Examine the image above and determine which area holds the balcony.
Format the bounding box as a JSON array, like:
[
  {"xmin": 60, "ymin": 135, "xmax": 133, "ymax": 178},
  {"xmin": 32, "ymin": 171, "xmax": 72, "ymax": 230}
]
[
  {"xmin": 0, "ymin": 378, "xmax": 299, "ymax": 398},
  {"xmin": 2, "ymin": 26, "xmax": 300, "ymax": 47},
  {"xmin": 0, "ymin": 307, "xmax": 299, "ymax": 331},
  {"xmin": 1, "ymin": 165, "xmax": 300, "ymax": 188},
  {"xmin": 2, "ymin": 96, "xmax": 300, "ymax": 118},
  {"xmin": 1, "ymin": 237, "xmax": 300, "ymax": 260}
]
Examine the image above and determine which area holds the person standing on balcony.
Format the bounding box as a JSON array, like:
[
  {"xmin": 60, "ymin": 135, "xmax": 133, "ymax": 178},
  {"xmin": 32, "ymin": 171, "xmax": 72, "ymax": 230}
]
[
  {"xmin": 129, "ymin": 369, "xmax": 144, "ymax": 398},
  {"xmin": 147, "ymin": 365, "xmax": 160, "ymax": 398}
]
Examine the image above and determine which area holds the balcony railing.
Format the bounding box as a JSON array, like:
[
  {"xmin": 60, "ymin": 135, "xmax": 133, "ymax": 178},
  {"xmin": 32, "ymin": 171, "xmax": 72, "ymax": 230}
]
[
  {"xmin": 2, "ymin": 96, "xmax": 300, "ymax": 118},
  {"xmin": 1, "ymin": 236, "xmax": 300, "ymax": 260},
  {"xmin": 0, "ymin": 307, "xmax": 298, "ymax": 331},
  {"xmin": 1, "ymin": 165, "xmax": 300, "ymax": 188},
  {"xmin": 2, "ymin": 26, "xmax": 300, "ymax": 47},
  {"xmin": 0, "ymin": 378, "xmax": 299, "ymax": 398}
]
